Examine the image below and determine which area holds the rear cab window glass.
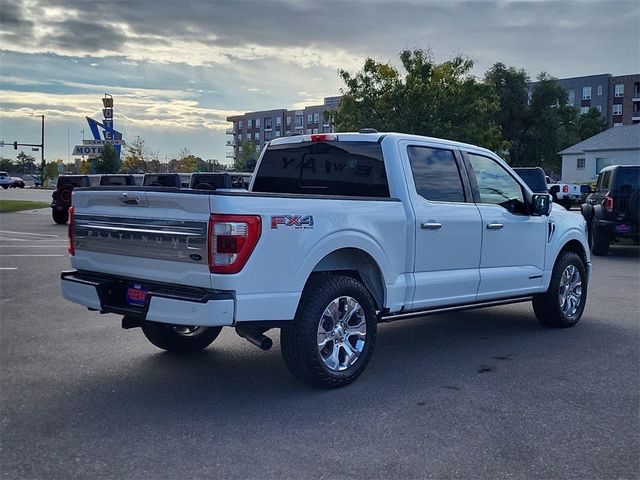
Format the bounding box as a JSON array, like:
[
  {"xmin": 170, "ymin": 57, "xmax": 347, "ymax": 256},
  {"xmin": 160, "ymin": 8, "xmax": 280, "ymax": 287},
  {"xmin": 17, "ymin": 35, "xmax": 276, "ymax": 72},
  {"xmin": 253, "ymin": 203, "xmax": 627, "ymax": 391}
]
[
  {"xmin": 407, "ymin": 146, "xmax": 466, "ymax": 202},
  {"xmin": 252, "ymin": 141, "xmax": 389, "ymax": 197}
]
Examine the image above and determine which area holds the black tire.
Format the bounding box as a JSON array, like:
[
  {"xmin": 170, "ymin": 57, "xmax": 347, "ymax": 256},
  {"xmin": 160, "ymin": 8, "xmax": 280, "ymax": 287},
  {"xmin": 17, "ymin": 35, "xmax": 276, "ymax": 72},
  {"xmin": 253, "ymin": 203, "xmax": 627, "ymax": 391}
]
[
  {"xmin": 2, "ymin": 185, "xmax": 8, "ymax": 189},
  {"xmin": 281, "ymin": 274, "xmax": 377, "ymax": 389},
  {"xmin": 533, "ymin": 251, "xmax": 587, "ymax": 328},
  {"xmin": 140, "ymin": 321, "xmax": 222, "ymax": 353},
  {"xmin": 58, "ymin": 184, "xmax": 74, "ymax": 208},
  {"xmin": 590, "ymin": 221, "xmax": 610, "ymax": 256},
  {"xmin": 52, "ymin": 209, "xmax": 69, "ymax": 224}
]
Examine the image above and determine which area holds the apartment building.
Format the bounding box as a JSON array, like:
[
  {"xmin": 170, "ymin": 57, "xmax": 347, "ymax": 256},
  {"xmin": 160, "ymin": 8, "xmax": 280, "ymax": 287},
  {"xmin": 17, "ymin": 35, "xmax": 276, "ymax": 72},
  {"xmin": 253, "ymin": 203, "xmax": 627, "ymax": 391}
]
[
  {"xmin": 226, "ymin": 96, "xmax": 341, "ymax": 161},
  {"xmin": 527, "ymin": 73, "xmax": 640, "ymax": 127},
  {"xmin": 609, "ymin": 74, "xmax": 640, "ymax": 126}
]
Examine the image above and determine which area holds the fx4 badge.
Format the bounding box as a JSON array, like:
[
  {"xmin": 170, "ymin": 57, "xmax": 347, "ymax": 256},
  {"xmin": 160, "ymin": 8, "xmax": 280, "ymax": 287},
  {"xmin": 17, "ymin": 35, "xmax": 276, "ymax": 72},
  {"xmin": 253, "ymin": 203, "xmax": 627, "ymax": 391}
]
[{"xmin": 271, "ymin": 215, "xmax": 314, "ymax": 229}]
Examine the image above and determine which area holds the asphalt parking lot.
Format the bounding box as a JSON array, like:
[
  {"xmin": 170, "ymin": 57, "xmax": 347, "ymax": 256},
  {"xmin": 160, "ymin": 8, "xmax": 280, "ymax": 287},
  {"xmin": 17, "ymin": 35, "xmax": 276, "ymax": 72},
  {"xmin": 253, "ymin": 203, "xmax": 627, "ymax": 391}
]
[{"xmin": 1, "ymin": 203, "xmax": 639, "ymax": 479}]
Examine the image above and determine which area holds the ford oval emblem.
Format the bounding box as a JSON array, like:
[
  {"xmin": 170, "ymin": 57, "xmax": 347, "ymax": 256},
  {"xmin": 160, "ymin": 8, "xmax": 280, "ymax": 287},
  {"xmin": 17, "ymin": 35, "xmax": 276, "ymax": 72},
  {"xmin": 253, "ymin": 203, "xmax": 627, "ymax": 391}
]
[{"xmin": 190, "ymin": 253, "xmax": 202, "ymax": 261}]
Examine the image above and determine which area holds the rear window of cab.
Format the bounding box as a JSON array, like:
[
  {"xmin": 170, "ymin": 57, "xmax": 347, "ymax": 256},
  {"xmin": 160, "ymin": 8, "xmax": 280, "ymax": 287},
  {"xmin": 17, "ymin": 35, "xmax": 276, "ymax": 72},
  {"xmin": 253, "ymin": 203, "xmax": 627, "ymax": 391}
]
[{"xmin": 252, "ymin": 141, "xmax": 389, "ymax": 198}]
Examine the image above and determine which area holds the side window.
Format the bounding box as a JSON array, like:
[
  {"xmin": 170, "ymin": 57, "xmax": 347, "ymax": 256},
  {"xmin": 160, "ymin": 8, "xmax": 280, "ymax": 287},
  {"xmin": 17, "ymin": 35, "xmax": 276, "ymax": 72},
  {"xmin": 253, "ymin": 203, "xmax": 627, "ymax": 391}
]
[
  {"xmin": 467, "ymin": 153, "xmax": 527, "ymax": 215},
  {"xmin": 407, "ymin": 146, "xmax": 466, "ymax": 202},
  {"xmin": 601, "ymin": 171, "xmax": 611, "ymax": 190}
]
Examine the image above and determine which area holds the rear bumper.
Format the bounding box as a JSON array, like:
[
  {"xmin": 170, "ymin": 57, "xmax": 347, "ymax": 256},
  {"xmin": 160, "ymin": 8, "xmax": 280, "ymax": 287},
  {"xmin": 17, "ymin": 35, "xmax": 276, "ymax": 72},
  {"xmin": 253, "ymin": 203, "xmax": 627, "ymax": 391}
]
[
  {"xmin": 61, "ymin": 270, "xmax": 235, "ymax": 327},
  {"xmin": 594, "ymin": 218, "xmax": 639, "ymax": 238}
]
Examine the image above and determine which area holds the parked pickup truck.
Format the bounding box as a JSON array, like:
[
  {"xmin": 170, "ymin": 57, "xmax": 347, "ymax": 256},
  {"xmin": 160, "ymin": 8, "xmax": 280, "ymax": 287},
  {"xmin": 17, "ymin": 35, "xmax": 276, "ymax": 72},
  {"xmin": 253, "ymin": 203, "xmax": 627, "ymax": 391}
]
[
  {"xmin": 61, "ymin": 132, "xmax": 591, "ymax": 388},
  {"xmin": 548, "ymin": 180, "xmax": 582, "ymax": 209}
]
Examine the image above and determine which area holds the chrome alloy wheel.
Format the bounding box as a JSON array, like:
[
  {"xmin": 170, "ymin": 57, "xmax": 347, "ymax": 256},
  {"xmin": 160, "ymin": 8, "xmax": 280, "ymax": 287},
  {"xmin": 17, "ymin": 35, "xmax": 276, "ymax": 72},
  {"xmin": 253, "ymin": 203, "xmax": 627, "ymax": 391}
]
[
  {"xmin": 558, "ymin": 264, "xmax": 582, "ymax": 317},
  {"xmin": 316, "ymin": 296, "xmax": 367, "ymax": 372},
  {"xmin": 171, "ymin": 325, "xmax": 203, "ymax": 336}
]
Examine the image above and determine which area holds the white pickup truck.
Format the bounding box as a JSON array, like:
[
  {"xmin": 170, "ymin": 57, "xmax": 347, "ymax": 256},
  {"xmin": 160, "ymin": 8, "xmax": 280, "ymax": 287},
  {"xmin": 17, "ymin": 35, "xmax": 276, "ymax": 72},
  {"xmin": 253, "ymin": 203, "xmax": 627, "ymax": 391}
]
[
  {"xmin": 61, "ymin": 132, "xmax": 591, "ymax": 388},
  {"xmin": 547, "ymin": 178, "xmax": 583, "ymax": 209}
]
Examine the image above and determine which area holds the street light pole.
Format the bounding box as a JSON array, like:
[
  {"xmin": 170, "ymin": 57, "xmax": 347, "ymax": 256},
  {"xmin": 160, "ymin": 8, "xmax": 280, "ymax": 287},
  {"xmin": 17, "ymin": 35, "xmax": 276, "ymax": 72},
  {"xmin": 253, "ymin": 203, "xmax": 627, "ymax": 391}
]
[{"xmin": 40, "ymin": 115, "xmax": 45, "ymax": 177}]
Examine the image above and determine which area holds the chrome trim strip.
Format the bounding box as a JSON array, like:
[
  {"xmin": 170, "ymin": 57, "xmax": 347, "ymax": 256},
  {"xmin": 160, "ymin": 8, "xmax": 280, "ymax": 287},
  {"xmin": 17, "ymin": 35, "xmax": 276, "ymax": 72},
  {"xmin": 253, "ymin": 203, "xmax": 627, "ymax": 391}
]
[{"xmin": 73, "ymin": 215, "xmax": 209, "ymax": 264}]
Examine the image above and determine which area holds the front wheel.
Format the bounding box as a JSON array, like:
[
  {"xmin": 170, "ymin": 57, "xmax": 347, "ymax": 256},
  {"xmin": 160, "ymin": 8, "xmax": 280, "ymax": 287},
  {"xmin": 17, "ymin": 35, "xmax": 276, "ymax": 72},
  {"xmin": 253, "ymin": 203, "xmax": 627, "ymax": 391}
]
[
  {"xmin": 281, "ymin": 274, "xmax": 377, "ymax": 389},
  {"xmin": 140, "ymin": 321, "xmax": 222, "ymax": 353},
  {"xmin": 533, "ymin": 251, "xmax": 587, "ymax": 328}
]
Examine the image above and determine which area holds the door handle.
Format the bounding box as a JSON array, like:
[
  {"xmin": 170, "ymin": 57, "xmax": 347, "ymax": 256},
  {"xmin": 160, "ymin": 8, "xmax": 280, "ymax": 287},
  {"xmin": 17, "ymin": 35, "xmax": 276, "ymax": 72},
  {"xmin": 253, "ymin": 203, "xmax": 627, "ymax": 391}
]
[
  {"xmin": 486, "ymin": 223, "xmax": 504, "ymax": 230},
  {"xmin": 421, "ymin": 222, "xmax": 442, "ymax": 230}
]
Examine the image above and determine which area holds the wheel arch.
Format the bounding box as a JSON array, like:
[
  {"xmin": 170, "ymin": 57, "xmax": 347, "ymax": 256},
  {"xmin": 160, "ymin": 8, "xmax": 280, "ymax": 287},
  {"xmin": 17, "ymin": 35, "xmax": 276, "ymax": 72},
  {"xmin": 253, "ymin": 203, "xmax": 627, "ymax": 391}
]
[
  {"xmin": 308, "ymin": 248, "xmax": 386, "ymax": 311},
  {"xmin": 559, "ymin": 239, "xmax": 589, "ymax": 269}
]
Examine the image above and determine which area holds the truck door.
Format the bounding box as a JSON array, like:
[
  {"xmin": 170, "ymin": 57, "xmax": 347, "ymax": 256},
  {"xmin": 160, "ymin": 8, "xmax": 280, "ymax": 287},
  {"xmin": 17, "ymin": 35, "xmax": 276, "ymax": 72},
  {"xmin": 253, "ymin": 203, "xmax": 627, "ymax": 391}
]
[
  {"xmin": 464, "ymin": 152, "xmax": 547, "ymax": 300},
  {"xmin": 401, "ymin": 141, "xmax": 482, "ymax": 309}
]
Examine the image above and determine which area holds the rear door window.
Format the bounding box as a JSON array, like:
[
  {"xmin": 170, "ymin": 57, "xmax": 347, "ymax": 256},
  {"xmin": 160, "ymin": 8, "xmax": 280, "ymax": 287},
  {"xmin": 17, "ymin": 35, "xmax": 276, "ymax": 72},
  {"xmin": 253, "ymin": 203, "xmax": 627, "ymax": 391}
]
[
  {"xmin": 252, "ymin": 141, "xmax": 389, "ymax": 197},
  {"xmin": 407, "ymin": 146, "xmax": 466, "ymax": 202}
]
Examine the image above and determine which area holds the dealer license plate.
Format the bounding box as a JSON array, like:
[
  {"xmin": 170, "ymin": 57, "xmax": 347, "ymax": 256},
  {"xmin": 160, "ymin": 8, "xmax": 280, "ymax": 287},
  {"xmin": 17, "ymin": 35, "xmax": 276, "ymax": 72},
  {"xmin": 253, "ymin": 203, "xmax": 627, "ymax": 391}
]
[
  {"xmin": 615, "ymin": 224, "xmax": 631, "ymax": 234},
  {"xmin": 126, "ymin": 284, "xmax": 148, "ymax": 307}
]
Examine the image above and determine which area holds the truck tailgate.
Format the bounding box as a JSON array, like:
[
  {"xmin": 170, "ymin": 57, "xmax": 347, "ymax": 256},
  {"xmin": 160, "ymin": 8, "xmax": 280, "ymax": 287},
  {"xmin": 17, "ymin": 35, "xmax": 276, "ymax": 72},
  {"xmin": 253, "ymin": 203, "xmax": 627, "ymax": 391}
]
[{"xmin": 70, "ymin": 189, "xmax": 213, "ymax": 289}]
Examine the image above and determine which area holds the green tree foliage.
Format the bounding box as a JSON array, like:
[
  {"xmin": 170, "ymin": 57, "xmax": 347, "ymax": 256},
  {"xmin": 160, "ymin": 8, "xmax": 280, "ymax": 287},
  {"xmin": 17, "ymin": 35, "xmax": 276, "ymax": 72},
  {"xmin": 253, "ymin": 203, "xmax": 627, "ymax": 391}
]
[
  {"xmin": 15, "ymin": 151, "xmax": 36, "ymax": 173},
  {"xmin": 120, "ymin": 136, "xmax": 148, "ymax": 173},
  {"xmin": 485, "ymin": 66, "xmax": 605, "ymax": 175},
  {"xmin": 63, "ymin": 162, "xmax": 78, "ymax": 174},
  {"xmin": 95, "ymin": 143, "xmax": 119, "ymax": 174},
  {"xmin": 333, "ymin": 49, "xmax": 505, "ymax": 150},
  {"xmin": 235, "ymin": 141, "xmax": 258, "ymax": 172},
  {"xmin": 0, "ymin": 158, "xmax": 14, "ymax": 171},
  {"xmin": 577, "ymin": 108, "xmax": 608, "ymax": 141},
  {"xmin": 43, "ymin": 162, "xmax": 59, "ymax": 181}
]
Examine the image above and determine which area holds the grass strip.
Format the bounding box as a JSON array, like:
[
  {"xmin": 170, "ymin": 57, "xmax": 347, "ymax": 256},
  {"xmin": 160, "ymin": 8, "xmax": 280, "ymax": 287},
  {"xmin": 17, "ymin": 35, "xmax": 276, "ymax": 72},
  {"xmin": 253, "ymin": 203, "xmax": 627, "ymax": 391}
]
[{"xmin": 0, "ymin": 200, "xmax": 50, "ymax": 213}]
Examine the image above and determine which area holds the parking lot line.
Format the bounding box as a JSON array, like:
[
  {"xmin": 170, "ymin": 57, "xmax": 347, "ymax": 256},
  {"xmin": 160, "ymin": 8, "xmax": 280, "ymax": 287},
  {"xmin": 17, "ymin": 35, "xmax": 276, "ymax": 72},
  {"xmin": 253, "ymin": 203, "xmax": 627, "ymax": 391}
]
[
  {"xmin": 1, "ymin": 254, "xmax": 65, "ymax": 257},
  {"xmin": 0, "ymin": 267, "xmax": 18, "ymax": 270},
  {"xmin": 0, "ymin": 237, "xmax": 30, "ymax": 242},
  {"xmin": 0, "ymin": 245, "xmax": 68, "ymax": 248},
  {"xmin": 0, "ymin": 230, "xmax": 59, "ymax": 237}
]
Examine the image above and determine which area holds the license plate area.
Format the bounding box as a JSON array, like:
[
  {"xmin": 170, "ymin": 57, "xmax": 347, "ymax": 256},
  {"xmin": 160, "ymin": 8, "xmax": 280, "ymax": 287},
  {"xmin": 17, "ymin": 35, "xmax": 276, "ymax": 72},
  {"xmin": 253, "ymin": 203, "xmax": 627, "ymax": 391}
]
[{"xmin": 126, "ymin": 284, "xmax": 148, "ymax": 307}]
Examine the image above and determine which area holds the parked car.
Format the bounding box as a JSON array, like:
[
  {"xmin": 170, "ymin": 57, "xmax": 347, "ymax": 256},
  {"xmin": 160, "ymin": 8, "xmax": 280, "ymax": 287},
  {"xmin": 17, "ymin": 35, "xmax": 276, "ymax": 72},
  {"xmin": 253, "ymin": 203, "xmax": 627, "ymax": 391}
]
[
  {"xmin": 51, "ymin": 175, "xmax": 90, "ymax": 224},
  {"xmin": 513, "ymin": 167, "xmax": 548, "ymax": 194},
  {"xmin": 548, "ymin": 180, "xmax": 582, "ymax": 209},
  {"xmin": 581, "ymin": 165, "xmax": 640, "ymax": 255},
  {"xmin": 0, "ymin": 171, "xmax": 12, "ymax": 189},
  {"xmin": 10, "ymin": 177, "xmax": 25, "ymax": 188},
  {"xmin": 142, "ymin": 173, "xmax": 181, "ymax": 188},
  {"xmin": 31, "ymin": 175, "xmax": 43, "ymax": 187},
  {"xmin": 62, "ymin": 131, "xmax": 590, "ymax": 388}
]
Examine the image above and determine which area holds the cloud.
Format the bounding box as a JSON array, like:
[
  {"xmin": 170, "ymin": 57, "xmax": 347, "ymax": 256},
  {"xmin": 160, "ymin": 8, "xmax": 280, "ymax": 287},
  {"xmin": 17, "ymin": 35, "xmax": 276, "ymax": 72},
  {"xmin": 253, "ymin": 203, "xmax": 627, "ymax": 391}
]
[{"xmin": 0, "ymin": 89, "xmax": 243, "ymax": 131}]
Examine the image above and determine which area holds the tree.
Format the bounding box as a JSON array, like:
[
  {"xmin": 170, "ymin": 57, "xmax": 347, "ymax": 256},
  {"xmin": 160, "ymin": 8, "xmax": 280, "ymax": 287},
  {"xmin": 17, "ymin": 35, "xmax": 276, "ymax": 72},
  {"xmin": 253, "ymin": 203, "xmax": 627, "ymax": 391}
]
[
  {"xmin": 577, "ymin": 108, "xmax": 608, "ymax": 141},
  {"xmin": 43, "ymin": 162, "xmax": 59, "ymax": 182},
  {"xmin": 484, "ymin": 63, "xmax": 530, "ymax": 161},
  {"xmin": 235, "ymin": 141, "xmax": 258, "ymax": 172},
  {"xmin": 120, "ymin": 136, "xmax": 148, "ymax": 173},
  {"xmin": 15, "ymin": 151, "xmax": 36, "ymax": 173},
  {"xmin": 333, "ymin": 48, "xmax": 504, "ymax": 151},
  {"xmin": 95, "ymin": 143, "xmax": 119, "ymax": 174},
  {"xmin": 0, "ymin": 158, "xmax": 14, "ymax": 171}
]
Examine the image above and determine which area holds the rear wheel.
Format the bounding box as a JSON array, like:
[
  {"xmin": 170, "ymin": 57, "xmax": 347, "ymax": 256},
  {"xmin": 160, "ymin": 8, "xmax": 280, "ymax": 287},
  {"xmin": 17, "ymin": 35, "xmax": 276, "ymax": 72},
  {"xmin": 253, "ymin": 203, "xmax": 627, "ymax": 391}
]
[
  {"xmin": 281, "ymin": 274, "xmax": 377, "ymax": 388},
  {"xmin": 141, "ymin": 321, "xmax": 222, "ymax": 353},
  {"xmin": 52, "ymin": 209, "xmax": 69, "ymax": 224},
  {"xmin": 533, "ymin": 251, "xmax": 587, "ymax": 328},
  {"xmin": 590, "ymin": 221, "xmax": 610, "ymax": 256}
]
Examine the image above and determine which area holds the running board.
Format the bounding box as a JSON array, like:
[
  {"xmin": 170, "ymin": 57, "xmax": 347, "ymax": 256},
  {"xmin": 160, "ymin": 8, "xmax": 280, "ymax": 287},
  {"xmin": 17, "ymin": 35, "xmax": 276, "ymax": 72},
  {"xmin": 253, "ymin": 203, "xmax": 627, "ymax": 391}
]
[{"xmin": 379, "ymin": 296, "xmax": 533, "ymax": 322}]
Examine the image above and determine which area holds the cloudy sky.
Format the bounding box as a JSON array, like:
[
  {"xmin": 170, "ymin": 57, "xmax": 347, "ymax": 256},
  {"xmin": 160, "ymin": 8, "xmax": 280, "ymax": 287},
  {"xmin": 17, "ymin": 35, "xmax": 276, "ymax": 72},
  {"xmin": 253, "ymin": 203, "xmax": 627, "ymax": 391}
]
[{"xmin": 1, "ymin": 0, "xmax": 638, "ymax": 165}]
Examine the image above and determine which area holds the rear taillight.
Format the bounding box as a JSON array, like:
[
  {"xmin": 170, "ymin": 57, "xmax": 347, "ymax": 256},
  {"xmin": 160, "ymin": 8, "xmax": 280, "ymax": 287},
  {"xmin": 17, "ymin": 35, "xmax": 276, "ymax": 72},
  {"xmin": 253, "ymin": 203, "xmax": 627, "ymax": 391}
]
[
  {"xmin": 563, "ymin": 185, "xmax": 569, "ymax": 193},
  {"xmin": 208, "ymin": 214, "xmax": 261, "ymax": 274},
  {"xmin": 68, "ymin": 206, "xmax": 75, "ymax": 255},
  {"xmin": 604, "ymin": 195, "xmax": 614, "ymax": 213}
]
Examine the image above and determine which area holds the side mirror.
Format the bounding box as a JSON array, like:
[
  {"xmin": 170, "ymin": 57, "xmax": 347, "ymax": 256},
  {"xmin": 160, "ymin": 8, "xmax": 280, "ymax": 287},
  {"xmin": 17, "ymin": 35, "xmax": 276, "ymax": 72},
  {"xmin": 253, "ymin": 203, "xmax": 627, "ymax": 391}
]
[
  {"xmin": 532, "ymin": 193, "xmax": 552, "ymax": 216},
  {"xmin": 580, "ymin": 184, "xmax": 592, "ymax": 194}
]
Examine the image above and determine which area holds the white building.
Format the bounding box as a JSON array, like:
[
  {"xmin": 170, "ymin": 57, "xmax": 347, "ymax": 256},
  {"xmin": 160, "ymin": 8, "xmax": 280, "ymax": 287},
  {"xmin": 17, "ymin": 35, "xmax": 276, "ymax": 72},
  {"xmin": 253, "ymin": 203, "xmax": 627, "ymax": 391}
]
[{"xmin": 559, "ymin": 124, "xmax": 640, "ymax": 182}]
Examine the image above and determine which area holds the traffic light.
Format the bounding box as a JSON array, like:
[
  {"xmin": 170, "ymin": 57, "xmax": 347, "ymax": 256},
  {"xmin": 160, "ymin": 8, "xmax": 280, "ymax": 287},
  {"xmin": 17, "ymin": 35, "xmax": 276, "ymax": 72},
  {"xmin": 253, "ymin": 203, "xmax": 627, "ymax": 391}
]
[{"xmin": 13, "ymin": 141, "xmax": 18, "ymax": 150}]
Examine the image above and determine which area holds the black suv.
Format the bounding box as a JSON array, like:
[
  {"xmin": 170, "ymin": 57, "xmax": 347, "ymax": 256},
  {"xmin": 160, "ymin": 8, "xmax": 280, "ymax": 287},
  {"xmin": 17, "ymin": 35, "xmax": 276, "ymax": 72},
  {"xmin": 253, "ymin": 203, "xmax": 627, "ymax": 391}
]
[
  {"xmin": 51, "ymin": 175, "xmax": 90, "ymax": 224},
  {"xmin": 581, "ymin": 165, "xmax": 640, "ymax": 255}
]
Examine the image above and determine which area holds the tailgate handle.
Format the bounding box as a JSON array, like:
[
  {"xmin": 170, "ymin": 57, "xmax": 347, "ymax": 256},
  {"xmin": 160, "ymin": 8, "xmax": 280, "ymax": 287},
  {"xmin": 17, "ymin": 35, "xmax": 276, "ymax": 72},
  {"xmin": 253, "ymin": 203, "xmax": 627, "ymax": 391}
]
[{"xmin": 120, "ymin": 193, "xmax": 139, "ymax": 205}]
